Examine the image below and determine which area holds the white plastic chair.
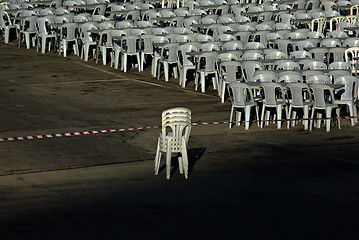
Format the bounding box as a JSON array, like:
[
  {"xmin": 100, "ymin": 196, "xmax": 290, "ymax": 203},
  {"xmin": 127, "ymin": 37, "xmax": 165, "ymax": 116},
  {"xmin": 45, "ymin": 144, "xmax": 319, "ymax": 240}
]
[
  {"xmin": 154, "ymin": 107, "xmax": 191, "ymax": 179},
  {"xmin": 157, "ymin": 42, "xmax": 179, "ymax": 82},
  {"xmin": 286, "ymin": 82, "xmax": 313, "ymax": 130},
  {"xmin": 260, "ymin": 82, "xmax": 288, "ymax": 129},
  {"xmin": 228, "ymin": 82, "xmax": 259, "ymax": 130},
  {"xmin": 151, "ymin": 35, "xmax": 170, "ymax": 77},
  {"xmin": 120, "ymin": 35, "xmax": 141, "ymax": 72},
  {"xmin": 334, "ymin": 76, "xmax": 358, "ymax": 126},
  {"xmin": 109, "ymin": 30, "xmax": 129, "ymax": 68},
  {"xmin": 219, "ymin": 61, "xmax": 243, "ymax": 103},
  {"xmin": 35, "ymin": 16, "xmax": 57, "ymax": 53},
  {"xmin": 195, "ymin": 52, "xmax": 219, "ymax": 93},
  {"xmin": 344, "ymin": 47, "xmax": 359, "ymax": 75},
  {"xmin": 59, "ymin": 22, "xmax": 79, "ymax": 57},
  {"xmin": 177, "ymin": 43, "xmax": 197, "ymax": 88},
  {"xmin": 0, "ymin": 10, "xmax": 16, "ymax": 43},
  {"xmin": 19, "ymin": 15, "xmax": 37, "ymax": 49},
  {"xmin": 78, "ymin": 22, "xmax": 98, "ymax": 61},
  {"xmin": 309, "ymin": 84, "xmax": 341, "ymax": 132}
]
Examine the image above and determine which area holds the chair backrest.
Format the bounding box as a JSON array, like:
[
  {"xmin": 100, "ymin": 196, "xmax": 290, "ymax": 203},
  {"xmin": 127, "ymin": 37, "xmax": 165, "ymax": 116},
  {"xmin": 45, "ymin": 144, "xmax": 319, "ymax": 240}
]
[
  {"xmin": 259, "ymin": 82, "xmax": 285, "ymax": 105},
  {"xmin": 121, "ymin": 35, "xmax": 141, "ymax": 54},
  {"xmin": 290, "ymin": 50, "xmax": 312, "ymax": 59},
  {"xmin": 274, "ymin": 60, "xmax": 301, "ymax": 70},
  {"xmin": 302, "ymin": 60, "xmax": 327, "ymax": 70},
  {"xmin": 311, "ymin": 17, "xmax": 326, "ymax": 32},
  {"xmin": 320, "ymin": 38, "xmax": 341, "ymax": 47},
  {"xmin": 344, "ymin": 47, "xmax": 359, "ymax": 66},
  {"xmin": 198, "ymin": 52, "xmax": 218, "ymax": 72},
  {"xmin": 35, "ymin": 16, "xmax": 53, "ymax": 35},
  {"xmin": 309, "ymin": 83, "xmax": 336, "ymax": 107},
  {"xmin": 242, "ymin": 50, "xmax": 264, "ymax": 60},
  {"xmin": 294, "ymin": 40, "xmax": 315, "ymax": 51},
  {"xmin": 307, "ymin": 74, "xmax": 331, "ymax": 84},
  {"xmin": 160, "ymin": 42, "xmax": 179, "ymax": 62},
  {"xmin": 327, "ymin": 30, "xmax": 348, "ymax": 38},
  {"xmin": 215, "ymin": 33, "xmax": 236, "ymax": 42},
  {"xmin": 253, "ymin": 71, "xmax": 278, "ymax": 83},
  {"xmin": 278, "ymin": 71, "xmax": 303, "ymax": 83},
  {"xmin": 162, "ymin": 107, "xmax": 191, "ymax": 124},
  {"xmin": 242, "ymin": 61, "xmax": 264, "ymax": 82},
  {"xmin": 177, "ymin": 44, "xmax": 197, "ymax": 67},
  {"xmin": 60, "ymin": 22, "xmax": 78, "ymax": 40},
  {"xmin": 335, "ymin": 76, "xmax": 359, "ymax": 101},
  {"xmin": 161, "ymin": 120, "xmax": 191, "ymax": 152},
  {"xmin": 307, "ymin": 31, "xmax": 325, "ymax": 38},
  {"xmin": 21, "ymin": 16, "xmax": 37, "ymax": 32},
  {"xmin": 286, "ymin": 82, "xmax": 312, "ymax": 107},
  {"xmin": 78, "ymin": 22, "xmax": 98, "ymax": 42},
  {"xmin": 220, "ymin": 61, "xmax": 243, "ymax": 83},
  {"xmin": 97, "ymin": 21, "xmax": 115, "ymax": 29},
  {"xmin": 244, "ymin": 42, "xmax": 265, "ymax": 50},
  {"xmin": 198, "ymin": 42, "xmax": 220, "ymax": 51},
  {"xmin": 264, "ymin": 49, "xmax": 288, "ymax": 60},
  {"xmin": 343, "ymin": 37, "xmax": 359, "ymax": 47},
  {"xmin": 0, "ymin": 10, "xmax": 12, "ymax": 27},
  {"xmin": 328, "ymin": 61, "xmax": 351, "ymax": 70},
  {"xmin": 228, "ymin": 82, "xmax": 255, "ymax": 106},
  {"xmin": 222, "ymin": 40, "xmax": 244, "ymax": 50}
]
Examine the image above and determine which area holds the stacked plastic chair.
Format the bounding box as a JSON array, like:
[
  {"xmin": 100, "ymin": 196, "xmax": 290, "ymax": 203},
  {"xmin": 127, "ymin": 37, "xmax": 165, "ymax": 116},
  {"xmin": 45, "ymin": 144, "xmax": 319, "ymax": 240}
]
[{"xmin": 154, "ymin": 107, "xmax": 191, "ymax": 179}]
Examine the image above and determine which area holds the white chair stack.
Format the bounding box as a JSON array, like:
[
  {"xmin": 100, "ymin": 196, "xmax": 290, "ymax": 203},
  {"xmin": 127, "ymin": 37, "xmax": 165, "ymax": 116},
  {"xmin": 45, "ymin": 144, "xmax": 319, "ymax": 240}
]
[{"xmin": 154, "ymin": 107, "xmax": 191, "ymax": 179}]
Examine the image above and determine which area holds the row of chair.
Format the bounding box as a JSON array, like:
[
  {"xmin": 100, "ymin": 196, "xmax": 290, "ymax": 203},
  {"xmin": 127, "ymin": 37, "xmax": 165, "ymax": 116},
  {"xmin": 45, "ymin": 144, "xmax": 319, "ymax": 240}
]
[{"xmin": 228, "ymin": 76, "xmax": 358, "ymax": 132}]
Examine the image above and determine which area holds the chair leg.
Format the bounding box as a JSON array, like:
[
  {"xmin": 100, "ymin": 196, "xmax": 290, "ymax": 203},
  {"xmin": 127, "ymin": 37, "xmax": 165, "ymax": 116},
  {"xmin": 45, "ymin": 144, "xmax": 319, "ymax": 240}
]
[
  {"xmin": 181, "ymin": 141, "xmax": 188, "ymax": 179},
  {"xmin": 325, "ymin": 108, "xmax": 332, "ymax": 132},
  {"xmin": 310, "ymin": 108, "xmax": 315, "ymax": 131},
  {"xmin": 42, "ymin": 38, "xmax": 47, "ymax": 53},
  {"xmin": 221, "ymin": 82, "xmax": 226, "ymax": 103},
  {"xmin": 244, "ymin": 106, "xmax": 251, "ymax": 130},
  {"xmin": 229, "ymin": 106, "xmax": 234, "ymax": 129},
  {"xmin": 348, "ymin": 103, "xmax": 356, "ymax": 126},
  {"xmin": 178, "ymin": 156, "xmax": 183, "ymax": 174},
  {"xmin": 164, "ymin": 62, "xmax": 169, "ymax": 82},
  {"xmin": 137, "ymin": 54, "xmax": 141, "ymax": 71},
  {"xmin": 303, "ymin": 105, "xmax": 309, "ymax": 130},
  {"xmin": 287, "ymin": 106, "xmax": 292, "ymax": 129},
  {"xmin": 255, "ymin": 105, "xmax": 260, "ymax": 127},
  {"xmin": 336, "ymin": 107, "xmax": 341, "ymax": 130},
  {"xmin": 261, "ymin": 105, "xmax": 266, "ymax": 128},
  {"xmin": 166, "ymin": 141, "xmax": 172, "ymax": 180},
  {"xmin": 200, "ymin": 72, "xmax": 205, "ymax": 93},
  {"xmin": 276, "ymin": 105, "xmax": 282, "ymax": 129},
  {"xmin": 236, "ymin": 110, "xmax": 242, "ymax": 127},
  {"xmin": 154, "ymin": 137, "xmax": 161, "ymax": 175}
]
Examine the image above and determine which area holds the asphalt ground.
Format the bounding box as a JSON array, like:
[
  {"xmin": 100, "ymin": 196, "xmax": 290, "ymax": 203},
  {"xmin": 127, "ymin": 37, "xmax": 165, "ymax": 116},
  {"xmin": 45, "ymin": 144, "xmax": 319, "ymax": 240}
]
[{"xmin": 0, "ymin": 41, "xmax": 359, "ymax": 239}]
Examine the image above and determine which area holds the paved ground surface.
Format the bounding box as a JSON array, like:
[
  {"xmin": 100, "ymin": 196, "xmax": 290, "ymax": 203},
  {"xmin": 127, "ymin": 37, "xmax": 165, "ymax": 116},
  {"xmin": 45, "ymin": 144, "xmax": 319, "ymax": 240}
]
[{"xmin": 0, "ymin": 41, "xmax": 359, "ymax": 240}]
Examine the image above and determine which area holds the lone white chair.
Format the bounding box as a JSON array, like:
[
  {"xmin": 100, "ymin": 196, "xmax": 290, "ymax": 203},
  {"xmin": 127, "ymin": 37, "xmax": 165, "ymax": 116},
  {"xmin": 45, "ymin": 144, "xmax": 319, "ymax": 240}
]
[{"xmin": 154, "ymin": 107, "xmax": 191, "ymax": 179}]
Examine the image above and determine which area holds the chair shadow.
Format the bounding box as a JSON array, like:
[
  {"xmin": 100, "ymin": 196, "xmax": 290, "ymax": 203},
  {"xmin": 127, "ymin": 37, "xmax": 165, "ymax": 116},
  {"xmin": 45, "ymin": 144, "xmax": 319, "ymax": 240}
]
[{"xmin": 158, "ymin": 148, "xmax": 206, "ymax": 178}]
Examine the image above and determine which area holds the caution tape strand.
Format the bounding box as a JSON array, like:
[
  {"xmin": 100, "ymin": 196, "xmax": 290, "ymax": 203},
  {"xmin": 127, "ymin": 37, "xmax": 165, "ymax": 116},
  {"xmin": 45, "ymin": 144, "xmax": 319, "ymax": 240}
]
[{"xmin": 0, "ymin": 116, "xmax": 357, "ymax": 142}]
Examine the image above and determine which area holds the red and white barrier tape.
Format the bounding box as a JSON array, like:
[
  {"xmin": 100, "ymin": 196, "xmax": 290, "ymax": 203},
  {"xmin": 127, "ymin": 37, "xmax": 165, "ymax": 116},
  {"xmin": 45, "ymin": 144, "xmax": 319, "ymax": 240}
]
[{"xmin": 0, "ymin": 116, "xmax": 357, "ymax": 142}]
